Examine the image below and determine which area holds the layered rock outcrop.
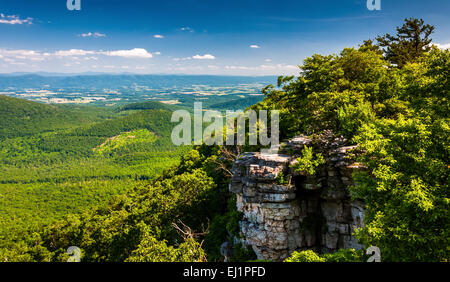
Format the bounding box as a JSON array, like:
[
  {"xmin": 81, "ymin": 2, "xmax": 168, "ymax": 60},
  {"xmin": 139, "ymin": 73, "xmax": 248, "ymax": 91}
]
[{"xmin": 229, "ymin": 134, "xmax": 366, "ymax": 261}]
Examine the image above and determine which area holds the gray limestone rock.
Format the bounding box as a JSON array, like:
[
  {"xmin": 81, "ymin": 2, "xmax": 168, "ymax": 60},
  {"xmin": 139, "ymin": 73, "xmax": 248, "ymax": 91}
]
[{"xmin": 229, "ymin": 135, "xmax": 366, "ymax": 261}]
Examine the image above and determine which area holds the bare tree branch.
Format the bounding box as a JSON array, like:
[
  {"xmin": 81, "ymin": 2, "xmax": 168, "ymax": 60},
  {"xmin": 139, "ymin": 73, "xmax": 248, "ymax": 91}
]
[{"xmin": 212, "ymin": 146, "xmax": 242, "ymax": 177}]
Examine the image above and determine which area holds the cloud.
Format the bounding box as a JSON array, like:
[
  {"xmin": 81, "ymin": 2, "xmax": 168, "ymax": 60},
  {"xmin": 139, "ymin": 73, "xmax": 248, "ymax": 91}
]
[
  {"xmin": 260, "ymin": 64, "xmax": 298, "ymax": 71},
  {"xmin": 265, "ymin": 58, "xmax": 272, "ymax": 62},
  {"xmin": 207, "ymin": 65, "xmax": 220, "ymax": 70},
  {"xmin": 79, "ymin": 32, "xmax": 106, "ymax": 38},
  {"xmin": 435, "ymin": 43, "xmax": 450, "ymax": 50},
  {"xmin": 54, "ymin": 49, "xmax": 96, "ymax": 56},
  {"xmin": 0, "ymin": 47, "xmax": 162, "ymax": 73},
  {"xmin": 225, "ymin": 64, "xmax": 298, "ymax": 71},
  {"xmin": 30, "ymin": 57, "xmax": 45, "ymax": 62},
  {"xmin": 3, "ymin": 58, "xmax": 15, "ymax": 63},
  {"xmin": 9, "ymin": 61, "xmax": 26, "ymax": 66},
  {"xmin": 180, "ymin": 27, "xmax": 194, "ymax": 32},
  {"xmin": 225, "ymin": 65, "xmax": 252, "ymax": 70},
  {"xmin": 174, "ymin": 54, "xmax": 215, "ymax": 61},
  {"xmin": 192, "ymin": 54, "xmax": 215, "ymax": 60},
  {"xmin": 0, "ymin": 49, "xmax": 40, "ymax": 56},
  {"xmin": 0, "ymin": 13, "xmax": 33, "ymax": 25},
  {"xmin": 54, "ymin": 48, "xmax": 153, "ymax": 58},
  {"xmin": 1, "ymin": 48, "xmax": 154, "ymax": 70},
  {"xmin": 153, "ymin": 34, "xmax": 164, "ymax": 39},
  {"xmin": 0, "ymin": 49, "xmax": 45, "ymax": 62},
  {"xmin": 250, "ymin": 45, "xmax": 261, "ymax": 49},
  {"xmin": 1, "ymin": 48, "xmax": 156, "ymax": 62},
  {"xmin": 102, "ymin": 48, "xmax": 153, "ymax": 58},
  {"xmin": 173, "ymin": 57, "xmax": 192, "ymax": 61},
  {"xmin": 84, "ymin": 56, "xmax": 99, "ymax": 61}
]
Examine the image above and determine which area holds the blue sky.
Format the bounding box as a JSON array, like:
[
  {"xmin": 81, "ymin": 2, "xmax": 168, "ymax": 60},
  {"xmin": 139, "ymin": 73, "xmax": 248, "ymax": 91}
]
[{"xmin": 0, "ymin": 0, "xmax": 449, "ymax": 75}]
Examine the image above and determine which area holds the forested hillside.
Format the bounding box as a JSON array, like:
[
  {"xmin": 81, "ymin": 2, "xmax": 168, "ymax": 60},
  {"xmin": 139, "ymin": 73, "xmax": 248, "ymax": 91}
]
[
  {"xmin": 0, "ymin": 95, "xmax": 104, "ymax": 138},
  {"xmin": 209, "ymin": 96, "xmax": 264, "ymax": 111},
  {"xmin": 0, "ymin": 98, "xmax": 189, "ymax": 250}
]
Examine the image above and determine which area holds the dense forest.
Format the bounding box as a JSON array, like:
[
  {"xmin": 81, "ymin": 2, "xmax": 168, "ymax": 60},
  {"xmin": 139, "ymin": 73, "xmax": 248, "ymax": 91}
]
[
  {"xmin": 0, "ymin": 18, "xmax": 448, "ymax": 262},
  {"xmin": 254, "ymin": 18, "xmax": 449, "ymax": 262},
  {"xmin": 0, "ymin": 99, "xmax": 189, "ymax": 252}
]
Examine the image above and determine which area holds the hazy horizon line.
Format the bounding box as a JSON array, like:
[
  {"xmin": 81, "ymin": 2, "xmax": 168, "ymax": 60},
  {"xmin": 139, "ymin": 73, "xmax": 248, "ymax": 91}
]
[{"xmin": 0, "ymin": 71, "xmax": 282, "ymax": 78}]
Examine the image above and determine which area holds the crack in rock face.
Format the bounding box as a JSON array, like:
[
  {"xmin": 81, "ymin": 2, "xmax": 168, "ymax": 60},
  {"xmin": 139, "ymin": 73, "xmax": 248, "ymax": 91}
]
[{"xmin": 229, "ymin": 135, "xmax": 366, "ymax": 261}]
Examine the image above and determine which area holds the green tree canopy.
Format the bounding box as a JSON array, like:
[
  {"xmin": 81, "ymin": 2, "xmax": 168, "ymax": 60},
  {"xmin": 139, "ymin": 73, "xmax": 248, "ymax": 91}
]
[{"xmin": 376, "ymin": 18, "xmax": 435, "ymax": 67}]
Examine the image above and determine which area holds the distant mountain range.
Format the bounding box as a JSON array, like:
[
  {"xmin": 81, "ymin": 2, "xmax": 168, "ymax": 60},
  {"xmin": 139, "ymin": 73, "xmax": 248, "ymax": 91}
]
[
  {"xmin": 0, "ymin": 73, "xmax": 278, "ymax": 89},
  {"xmin": 0, "ymin": 72, "xmax": 114, "ymax": 77}
]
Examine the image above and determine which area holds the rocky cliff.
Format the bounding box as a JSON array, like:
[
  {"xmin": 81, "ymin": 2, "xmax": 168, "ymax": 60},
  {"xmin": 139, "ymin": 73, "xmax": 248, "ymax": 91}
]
[{"xmin": 229, "ymin": 133, "xmax": 366, "ymax": 261}]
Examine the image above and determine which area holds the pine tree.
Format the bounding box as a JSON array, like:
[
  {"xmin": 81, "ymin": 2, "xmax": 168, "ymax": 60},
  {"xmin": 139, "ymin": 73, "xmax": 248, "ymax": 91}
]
[{"xmin": 376, "ymin": 18, "xmax": 434, "ymax": 67}]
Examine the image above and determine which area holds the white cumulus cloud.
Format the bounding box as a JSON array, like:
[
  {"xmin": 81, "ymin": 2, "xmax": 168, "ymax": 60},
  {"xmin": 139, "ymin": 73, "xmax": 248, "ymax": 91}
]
[
  {"xmin": 250, "ymin": 45, "xmax": 261, "ymax": 49},
  {"xmin": 54, "ymin": 49, "xmax": 96, "ymax": 56},
  {"xmin": 153, "ymin": 34, "xmax": 164, "ymax": 39},
  {"xmin": 192, "ymin": 54, "xmax": 215, "ymax": 60},
  {"xmin": 79, "ymin": 32, "xmax": 106, "ymax": 38},
  {"xmin": 173, "ymin": 57, "xmax": 192, "ymax": 61},
  {"xmin": 0, "ymin": 14, "xmax": 32, "ymax": 25},
  {"xmin": 207, "ymin": 65, "xmax": 220, "ymax": 70},
  {"xmin": 103, "ymin": 48, "xmax": 153, "ymax": 58},
  {"xmin": 180, "ymin": 27, "xmax": 194, "ymax": 32},
  {"xmin": 0, "ymin": 49, "xmax": 45, "ymax": 62},
  {"xmin": 1, "ymin": 48, "xmax": 156, "ymax": 61},
  {"xmin": 435, "ymin": 43, "xmax": 450, "ymax": 50},
  {"xmin": 225, "ymin": 64, "xmax": 298, "ymax": 72}
]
